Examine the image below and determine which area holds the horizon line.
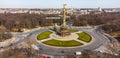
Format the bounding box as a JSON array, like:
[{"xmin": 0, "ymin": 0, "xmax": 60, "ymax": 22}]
[{"xmin": 0, "ymin": 7, "xmax": 120, "ymax": 9}]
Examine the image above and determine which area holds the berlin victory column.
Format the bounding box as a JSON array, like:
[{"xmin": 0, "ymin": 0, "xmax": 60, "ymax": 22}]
[{"xmin": 57, "ymin": 4, "xmax": 71, "ymax": 37}]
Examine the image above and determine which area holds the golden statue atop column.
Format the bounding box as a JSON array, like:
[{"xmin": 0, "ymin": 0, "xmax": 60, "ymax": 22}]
[
  {"xmin": 58, "ymin": 4, "xmax": 71, "ymax": 37},
  {"xmin": 63, "ymin": 4, "xmax": 67, "ymax": 27}
]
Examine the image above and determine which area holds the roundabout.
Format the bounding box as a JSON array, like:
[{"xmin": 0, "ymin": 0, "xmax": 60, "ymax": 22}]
[
  {"xmin": 32, "ymin": 27, "xmax": 110, "ymax": 55},
  {"xmin": 2, "ymin": 26, "xmax": 111, "ymax": 56},
  {"xmin": 37, "ymin": 30, "xmax": 92, "ymax": 47}
]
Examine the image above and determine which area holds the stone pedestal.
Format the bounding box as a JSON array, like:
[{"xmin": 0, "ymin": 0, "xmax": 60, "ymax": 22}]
[{"xmin": 58, "ymin": 26, "xmax": 70, "ymax": 37}]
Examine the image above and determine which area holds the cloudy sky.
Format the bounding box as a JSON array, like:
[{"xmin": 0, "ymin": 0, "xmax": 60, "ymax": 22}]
[{"xmin": 0, "ymin": 0, "xmax": 119, "ymax": 8}]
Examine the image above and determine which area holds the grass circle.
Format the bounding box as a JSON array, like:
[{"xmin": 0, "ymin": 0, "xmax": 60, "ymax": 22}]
[
  {"xmin": 37, "ymin": 31, "xmax": 52, "ymax": 40},
  {"xmin": 42, "ymin": 39, "xmax": 83, "ymax": 47},
  {"xmin": 77, "ymin": 32, "xmax": 92, "ymax": 42},
  {"xmin": 37, "ymin": 30, "xmax": 92, "ymax": 47}
]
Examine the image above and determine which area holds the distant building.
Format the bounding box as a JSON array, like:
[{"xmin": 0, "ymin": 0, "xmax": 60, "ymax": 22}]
[{"xmin": 0, "ymin": 8, "xmax": 119, "ymax": 14}]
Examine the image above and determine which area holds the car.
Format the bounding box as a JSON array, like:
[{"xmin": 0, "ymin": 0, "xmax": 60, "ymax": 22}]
[
  {"xmin": 47, "ymin": 57, "xmax": 51, "ymax": 58},
  {"xmin": 0, "ymin": 47, "xmax": 3, "ymax": 49},
  {"xmin": 9, "ymin": 44, "xmax": 13, "ymax": 46},
  {"xmin": 61, "ymin": 50, "xmax": 64, "ymax": 53},
  {"xmin": 30, "ymin": 33, "xmax": 32, "ymax": 35},
  {"xmin": 75, "ymin": 51, "xmax": 82, "ymax": 55},
  {"xmin": 39, "ymin": 47, "xmax": 42, "ymax": 50}
]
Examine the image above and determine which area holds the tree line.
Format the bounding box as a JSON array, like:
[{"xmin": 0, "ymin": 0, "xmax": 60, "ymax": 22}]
[{"xmin": 0, "ymin": 12, "xmax": 120, "ymax": 37}]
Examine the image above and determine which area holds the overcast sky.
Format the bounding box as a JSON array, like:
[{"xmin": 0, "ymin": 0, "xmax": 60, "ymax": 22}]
[{"xmin": 0, "ymin": 0, "xmax": 119, "ymax": 8}]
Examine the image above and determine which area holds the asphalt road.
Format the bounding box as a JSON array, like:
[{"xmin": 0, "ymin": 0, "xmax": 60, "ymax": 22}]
[{"xmin": 0, "ymin": 26, "xmax": 113, "ymax": 56}]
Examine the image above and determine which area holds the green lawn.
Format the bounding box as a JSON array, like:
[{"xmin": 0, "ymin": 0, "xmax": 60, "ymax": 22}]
[
  {"xmin": 77, "ymin": 32, "xmax": 91, "ymax": 42},
  {"xmin": 37, "ymin": 31, "xmax": 52, "ymax": 40},
  {"xmin": 69, "ymin": 29, "xmax": 78, "ymax": 33},
  {"xmin": 43, "ymin": 39, "xmax": 83, "ymax": 47}
]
